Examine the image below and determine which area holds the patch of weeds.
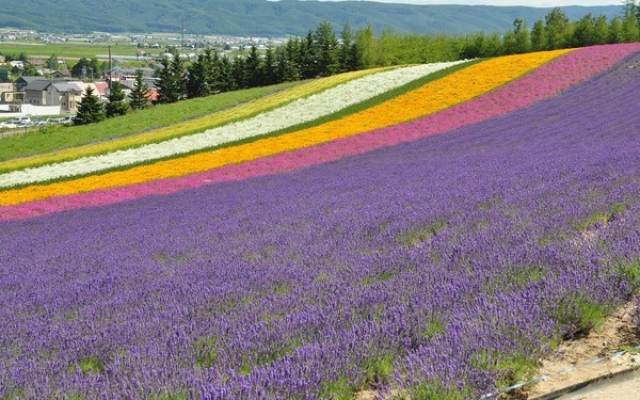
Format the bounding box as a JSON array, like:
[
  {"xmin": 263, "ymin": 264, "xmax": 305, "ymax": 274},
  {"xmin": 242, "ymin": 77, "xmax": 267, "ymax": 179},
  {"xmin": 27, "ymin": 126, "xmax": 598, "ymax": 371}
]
[
  {"xmin": 69, "ymin": 355, "xmax": 105, "ymax": 375},
  {"xmin": 194, "ymin": 336, "xmax": 218, "ymax": 368},
  {"xmin": 397, "ymin": 220, "xmax": 447, "ymax": 247},
  {"xmin": 503, "ymin": 206, "xmax": 518, "ymax": 220},
  {"xmin": 63, "ymin": 311, "xmax": 77, "ymax": 322},
  {"xmin": 243, "ymin": 251, "xmax": 257, "ymax": 262},
  {"xmin": 152, "ymin": 252, "xmax": 187, "ymax": 264},
  {"xmin": 396, "ymin": 381, "xmax": 471, "ymax": 400},
  {"xmin": 614, "ymin": 258, "xmax": 640, "ymax": 293},
  {"xmin": 270, "ymin": 282, "xmax": 291, "ymax": 296},
  {"xmin": 536, "ymin": 232, "xmax": 567, "ymax": 246},
  {"xmin": 318, "ymin": 376, "xmax": 354, "ymax": 400},
  {"xmin": 474, "ymin": 218, "xmax": 491, "ymax": 230},
  {"xmin": 553, "ymin": 295, "xmax": 612, "ymax": 338},
  {"xmin": 477, "ymin": 195, "xmax": 503, "ymax": 211},
  {"xmin": 151, "ymin": 391, "xmax": 190, "ymax": 400},
  {"xmin": 423, "ymin": 318, "xmax": 446, "ymax": 339},
  {"xmin": 502, "ymin": 265, "xmax": 546, "ymax": 290},
  {"xmin": 493, "ymin": 353, "xmax": 537, "ymax": 389},
  {"xmin": 239, "ymin": 337, "xmax": 300, "ymax": 377},
  {"xmin": 1, "ymin": 388, "xmax": 24, "ymax": 400},
  {"xmin": 261, "ymin": 312, "xmax": 285, "ymax": 323},
  {"xmin": 574, "ymin": 202, "xmax": 627, "ymax": 232},
  {"xmin": 313, "ymin": 272, "xmax": 331, "ymax": 284},
  {"xmin": 361, "ymin": 353, "xmax": 395, "ymax": 387},
  {"xmin": 471, "ymin": 350, "xmax": 536, "ymax": 389},
  {"xmin": 362, "ymin": 270, "xmax": 394, "ymax": 286}
]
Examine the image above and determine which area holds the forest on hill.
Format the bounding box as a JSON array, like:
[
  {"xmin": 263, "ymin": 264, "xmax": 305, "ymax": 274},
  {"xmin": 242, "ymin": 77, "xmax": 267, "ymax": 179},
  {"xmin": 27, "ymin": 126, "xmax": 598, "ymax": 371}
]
[{"xmin": 0, "ymin": 0, "xmax": 621, "ymax": 37}]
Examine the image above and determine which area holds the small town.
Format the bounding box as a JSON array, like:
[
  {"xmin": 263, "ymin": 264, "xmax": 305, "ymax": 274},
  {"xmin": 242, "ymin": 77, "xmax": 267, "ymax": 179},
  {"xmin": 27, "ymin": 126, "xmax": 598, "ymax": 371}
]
[{"xmin": 0, "ymin": 28, "xmax": 281, "ymax": 131}]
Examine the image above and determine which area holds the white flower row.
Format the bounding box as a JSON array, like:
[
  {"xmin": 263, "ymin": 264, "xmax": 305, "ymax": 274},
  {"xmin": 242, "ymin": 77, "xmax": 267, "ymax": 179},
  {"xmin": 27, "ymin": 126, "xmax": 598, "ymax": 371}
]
[{"xmin": 0, "ymin": 61, "xmax": 467, "ymax": 188}]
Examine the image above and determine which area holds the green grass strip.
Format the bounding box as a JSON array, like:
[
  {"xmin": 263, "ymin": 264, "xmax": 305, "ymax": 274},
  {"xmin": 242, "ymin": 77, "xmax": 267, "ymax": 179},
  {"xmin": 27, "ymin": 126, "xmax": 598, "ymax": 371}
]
[
  {"xmin": 0, "ymin": 62, "xmax": 475, "ymax": 191},
  {"xmin": 0, "ymin": 69, "xmax": 382, "ymax": 171}
]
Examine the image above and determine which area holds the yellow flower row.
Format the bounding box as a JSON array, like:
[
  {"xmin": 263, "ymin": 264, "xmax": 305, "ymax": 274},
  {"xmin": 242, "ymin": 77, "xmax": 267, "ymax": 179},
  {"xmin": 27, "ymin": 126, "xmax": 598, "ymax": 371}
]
[
  {"xmin": 0, "ymin": 68, "xmax": 382, "ymax": 173},
  {"xmin": 0, "ymin": 50, "xmax": 571, "ymax": 206}
]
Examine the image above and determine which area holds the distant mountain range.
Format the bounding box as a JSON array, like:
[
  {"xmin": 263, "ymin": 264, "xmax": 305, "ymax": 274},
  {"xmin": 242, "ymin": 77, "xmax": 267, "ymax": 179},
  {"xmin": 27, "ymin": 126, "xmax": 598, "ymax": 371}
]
[{"xmin": 0, "ymin": 0, "xmax": 622, "ymax": 37}]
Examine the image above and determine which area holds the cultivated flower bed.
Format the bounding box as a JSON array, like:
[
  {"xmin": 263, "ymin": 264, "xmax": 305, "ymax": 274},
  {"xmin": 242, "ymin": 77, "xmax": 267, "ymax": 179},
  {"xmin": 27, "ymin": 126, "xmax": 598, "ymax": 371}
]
[
  {"xmin": 0, "ymin": 68, "xmax": 379, "ymax": 173},
  {"xmin": 0, "ymin": 62, "xmax": 467, "ymax": 188},
  {"xmin": 0, "ymin": 49, "xmax": 568, "ymax": 210},
  {"xmin": 1, "ymin": 48, "xmax": 640, "ymax": 399},
  {"xmin": 3, "ymin": 45, "xmax": 640, "ymax": 219}
]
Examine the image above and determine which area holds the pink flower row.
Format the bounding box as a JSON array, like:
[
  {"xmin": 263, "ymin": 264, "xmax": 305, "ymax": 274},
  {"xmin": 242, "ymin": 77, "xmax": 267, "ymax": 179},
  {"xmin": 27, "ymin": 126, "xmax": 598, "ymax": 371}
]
[{"xmin": 3, "ymin": 43, "xmax": 640, "ymax": 221}]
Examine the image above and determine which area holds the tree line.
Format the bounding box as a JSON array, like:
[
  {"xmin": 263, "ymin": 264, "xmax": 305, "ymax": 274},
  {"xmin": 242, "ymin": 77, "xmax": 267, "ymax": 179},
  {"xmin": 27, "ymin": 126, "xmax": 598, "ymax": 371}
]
[
  {"xmin": 154, "ymin": 4, "xmax": 640, "ymax": 106},
  {"xmin": 14, "ymin": 1, "xmax": 640, "ymax": 124}
]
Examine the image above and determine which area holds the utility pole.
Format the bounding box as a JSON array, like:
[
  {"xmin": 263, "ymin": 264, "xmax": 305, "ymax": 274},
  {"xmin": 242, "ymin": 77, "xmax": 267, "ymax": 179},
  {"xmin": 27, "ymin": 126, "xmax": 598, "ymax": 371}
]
[
  {"xmin": 108, "ymin": 45, "xmax": 112, "ymax": 91},
  {"xmin": 181, "ymin": 19, "xmax": 185, "ymax": 48}
]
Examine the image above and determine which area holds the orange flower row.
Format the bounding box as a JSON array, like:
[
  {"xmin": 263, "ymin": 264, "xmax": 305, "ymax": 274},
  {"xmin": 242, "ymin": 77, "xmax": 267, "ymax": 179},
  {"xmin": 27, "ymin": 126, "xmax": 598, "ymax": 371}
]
[
  {"xmin": 0, "ymin": 50, "xmax": 571, "ymax": 206},
  {"xmin": 0, "ymin": 68, "xmax": 380, "ymax": 173}
]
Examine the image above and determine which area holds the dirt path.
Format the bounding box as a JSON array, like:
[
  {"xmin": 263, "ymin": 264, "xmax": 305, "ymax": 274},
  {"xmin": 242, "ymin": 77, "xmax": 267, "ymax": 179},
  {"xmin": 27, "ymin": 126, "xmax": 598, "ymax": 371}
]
[{"xmin": 524, "ymin": 301, "xmax": 640, "ymax": 399}]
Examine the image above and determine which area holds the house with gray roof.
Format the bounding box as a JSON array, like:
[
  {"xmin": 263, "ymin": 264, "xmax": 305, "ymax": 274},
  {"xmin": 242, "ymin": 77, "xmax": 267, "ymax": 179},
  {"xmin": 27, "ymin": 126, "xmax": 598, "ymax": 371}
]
[{"xmin": 25, "ymin": 80, "xmax": 83, "ymax": 112}]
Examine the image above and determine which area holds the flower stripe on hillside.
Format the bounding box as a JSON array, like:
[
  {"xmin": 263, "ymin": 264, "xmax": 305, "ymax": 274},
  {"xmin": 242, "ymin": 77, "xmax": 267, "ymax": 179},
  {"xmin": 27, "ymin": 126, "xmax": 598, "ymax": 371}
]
[
  {"xmin": 3, "ymin": 50, "xmax": 640, "ymax": 398},
  {"xmin": 0, "ymin": 62, "xmax": 466, "ymax": 188},
  {"xmin": 0, "ymin": 50, "xmax": 569, "ymax": 209},
  {"xmin": 0, "ymin": 69, "xmax": 381, "ymax": 173}
]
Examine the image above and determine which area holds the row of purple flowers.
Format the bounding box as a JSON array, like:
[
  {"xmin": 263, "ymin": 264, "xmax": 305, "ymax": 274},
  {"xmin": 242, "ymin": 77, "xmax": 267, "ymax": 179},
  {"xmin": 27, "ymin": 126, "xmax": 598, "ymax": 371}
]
[{"xmin": 1, "ymin": 50, "xmax": 640, "ymax": 398}]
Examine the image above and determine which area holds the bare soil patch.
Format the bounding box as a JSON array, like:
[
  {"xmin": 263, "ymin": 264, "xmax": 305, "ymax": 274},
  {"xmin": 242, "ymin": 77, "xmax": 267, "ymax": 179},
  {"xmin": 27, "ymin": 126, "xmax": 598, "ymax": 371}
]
[{"xmin": 522, "ymin": 301, "xmax": 640, "ymax": 399}]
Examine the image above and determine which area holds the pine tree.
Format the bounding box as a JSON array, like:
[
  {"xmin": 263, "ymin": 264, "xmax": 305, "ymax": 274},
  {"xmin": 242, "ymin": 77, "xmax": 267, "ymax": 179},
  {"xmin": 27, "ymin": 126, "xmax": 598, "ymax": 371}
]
[
  {"xmin": 218, "ymin": 56, "xmax": 236, "ymax": 92},
  {"xmin": 245, "ymin": 45, "xmax": 262, "ymax": 88},
  {"xmin": 156, "ymin": 53, "xmax": 185, "ymax": 104},
  {"xmin": 260, "ymin": 47, "xmax": 278, "ymax": 86},
  {"xmin": 128, "ymin": 70, "xmax": 151, "ymax": 110},
  {"xmin": 232, "ymin": 56, "xmax": 248, "ymax": 90},
  {"xmin": 186, "ymin": 54, "xmax": 210, "ymax": 98},
  {"xmin": 75, "ymin": 86, "xmax": 105, "ymax": 125},
  {"xmin": 105, "ymin": 81, "xmax": 129, "ymax": 118},
  {"xmin": 315, "ymin": 21, "xmax": 340, "ymax": 77}
]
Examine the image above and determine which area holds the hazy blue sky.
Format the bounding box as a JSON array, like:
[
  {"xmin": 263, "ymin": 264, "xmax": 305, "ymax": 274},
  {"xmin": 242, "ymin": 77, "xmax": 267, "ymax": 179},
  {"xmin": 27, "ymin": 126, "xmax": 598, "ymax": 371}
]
[{"xmin": 318, "ymin": 0, "xmax": 619, "ymax": 6}]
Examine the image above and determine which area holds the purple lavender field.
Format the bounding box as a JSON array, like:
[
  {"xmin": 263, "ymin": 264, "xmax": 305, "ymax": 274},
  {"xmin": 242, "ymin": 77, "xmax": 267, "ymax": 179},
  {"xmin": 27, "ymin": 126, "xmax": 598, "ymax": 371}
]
[{"xmin": 2, "ymin": 52, "xmax": 640, "ymax": 399}]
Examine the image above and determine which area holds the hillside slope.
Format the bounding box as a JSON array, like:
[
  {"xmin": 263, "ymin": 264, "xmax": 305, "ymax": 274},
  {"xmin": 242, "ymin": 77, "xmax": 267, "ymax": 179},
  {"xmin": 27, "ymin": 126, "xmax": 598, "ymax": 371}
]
[
  {"xmin": 1, "ymin": 45, "xmax": 640, "ymax": 399},
  {"xmin": 0, "ymin": 0, "xmax": 621, "ymax": 36}
]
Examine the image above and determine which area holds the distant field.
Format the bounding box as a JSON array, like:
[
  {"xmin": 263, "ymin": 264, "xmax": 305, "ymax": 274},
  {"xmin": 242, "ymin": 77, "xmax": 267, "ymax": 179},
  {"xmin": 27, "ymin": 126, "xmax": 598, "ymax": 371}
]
[{"xmin": 0, "ymin": 41, "xmax": 143, "ymax": 60}]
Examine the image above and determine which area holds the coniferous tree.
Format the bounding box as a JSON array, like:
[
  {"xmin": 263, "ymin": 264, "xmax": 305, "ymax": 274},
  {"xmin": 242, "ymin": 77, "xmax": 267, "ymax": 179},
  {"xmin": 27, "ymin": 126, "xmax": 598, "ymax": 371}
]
[
  {"xmin": 314, "ymin": 21, "xmax": 340, "ymax": 76},
  {"xmin": 128, "ymin": 70, "xmax": 151, "ymax": 110},
  {"xmin": 245, "ymin": 45, "xmax": 262, "ymax": 88},
  {"xmin": 75, "ymin": 86, "xmax": 105, "ymax": 125},
  {"xmin": 300, "ymin": 30, "xmax": 317, "ymax": 79},
  {"xmin": 105, "ymin": 81, "xmax": 129, "ymax": 117},
  {"xmin": 276, "ymin": 38, "xmax": 300, "ymax": 82},
  {"xmin": 260, "ymin": 47, "xmax": 278, "ymax": 86},
  {"xmin": 156, "ymin": 53, "xmax": 185, "ymax": 103},
  {"xmin": 186, "ymin": 53, "xmax": 210, "ymax": 98},
  {"xmin": 232, "ymin": 55, "xmax": 248, "ymax": 90},
  {"xmin": 218, "ymin": 56, "xmax": 236, "ymax": 92},
  {"xmin": 204, "ymin": 48, "xmax": 221, "ymax": 94},
  {"xmin": 156, "ymin": 58, "xmax": 174, "ymax": 104},
  {"xmin": 339, "ymin": 24, "xmax": 360, "ymax": 72}
]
